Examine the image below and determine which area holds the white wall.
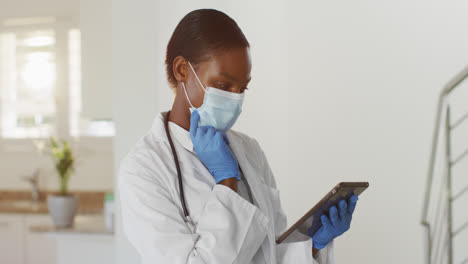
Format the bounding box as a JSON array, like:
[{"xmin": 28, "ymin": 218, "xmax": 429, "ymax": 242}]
[
  {"xmin": 112, "ymin": 0, "xmax": 159, "ymax": 261},
  {"xmin": 0, "ymin": 0, "xmax": 78, "ymax": 19},
  {"xmin": 112, "ymin": 0, "xmax": 468, "ymax": 263},
  {"xmin": 285, "ymin": 1, "xmax": 467, "ymax": 262},
  {"xmin": 80, "ymin": 0, "xmax": 112, "ymax": 120}
]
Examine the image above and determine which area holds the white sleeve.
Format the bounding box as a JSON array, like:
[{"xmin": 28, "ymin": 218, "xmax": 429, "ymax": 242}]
[
  {"xmin": 252, "ymin": 139, "xmax": 335, "ymax": 264},
  {"xmin": 118, "ymin": 156, "xmax": 269, "ymax": 264}
]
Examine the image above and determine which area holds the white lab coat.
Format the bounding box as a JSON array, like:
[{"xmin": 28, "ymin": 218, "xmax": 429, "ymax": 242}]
[{"xmin": 118, "ymin": 111, "xmax": 335, "ymax": 264}]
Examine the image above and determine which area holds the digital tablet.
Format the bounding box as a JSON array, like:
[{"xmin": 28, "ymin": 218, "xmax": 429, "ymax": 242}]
[{"xmin": 276, "ymin": 182, "xmax": 369, "ymax": 244}]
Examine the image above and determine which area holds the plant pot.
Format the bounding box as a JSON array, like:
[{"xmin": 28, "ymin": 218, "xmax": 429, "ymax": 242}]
[{"xmin": 47, "ymin": 194, "xmax": 79, "ymax": 228}]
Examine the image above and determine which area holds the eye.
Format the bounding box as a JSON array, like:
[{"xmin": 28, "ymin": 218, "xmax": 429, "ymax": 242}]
[{"xmin": 217, "ymin": 82, "xmax": 229, "ymax": 90}]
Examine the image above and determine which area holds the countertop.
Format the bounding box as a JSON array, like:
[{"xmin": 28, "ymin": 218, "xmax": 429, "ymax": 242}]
[
  {"xmin": 0, "ymin": 190, "xmax": 107, "ymax": 214},
  {"xmin": 29, "ymin": 214, "xmax": 113, "ymax": 236},
  {"xmin": 0, "ymin": 190, "xmax": 113, "ymax": 236}
]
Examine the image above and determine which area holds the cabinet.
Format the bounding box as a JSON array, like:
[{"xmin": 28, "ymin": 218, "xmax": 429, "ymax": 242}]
[
  {"xmin": 0, "ymin": 214, "xmax": 25, "ymax": 264},
  {"xmin": 0, "ymin": 213, "xmax": 114, "ymax": 264},
  {"xmin": 0, "ymin": 214, "xmax": 56, "ymax": 264},
  {"xmin": 24, "ymin": 215, "xmax": 56, "ymax": 264}
]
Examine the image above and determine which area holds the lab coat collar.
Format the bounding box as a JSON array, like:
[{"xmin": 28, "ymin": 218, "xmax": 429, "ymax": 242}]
[
  {"xmin": 169, "ymin": 121, "xmax": 195, "ymax": 153},
  {"xmin": 154, "ymin": 111, "xmax": 195, "ymax": 153}
]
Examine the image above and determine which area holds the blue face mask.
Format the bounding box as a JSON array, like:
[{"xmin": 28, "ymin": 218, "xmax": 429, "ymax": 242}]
[{"xmin": 182, "ymin": 61, "xmax": 245, "ymax": 132}]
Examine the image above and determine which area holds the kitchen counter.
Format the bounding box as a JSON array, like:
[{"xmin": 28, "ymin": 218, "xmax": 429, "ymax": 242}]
[
  {"xmin": 0, "ymin": 190, "xmax": 108, "ymax": 214},
  {"xmin": 29, "ymin": 214, "xmax": 113, "ymax": 236},
  {"xmin": 0, "ymin": 190, "xmax": 113, "ymax": 236},
  {"xmin": 0, "ymin": 200, "xmax": 103, "ymax": 215}
]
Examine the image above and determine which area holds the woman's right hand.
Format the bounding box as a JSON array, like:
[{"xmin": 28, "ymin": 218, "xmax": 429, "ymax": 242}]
[{"xmin": 190, "ymin": 110, "xmax": 240, "ymax": 184}]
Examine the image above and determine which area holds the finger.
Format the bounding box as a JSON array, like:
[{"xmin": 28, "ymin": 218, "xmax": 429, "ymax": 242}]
[
  {"xmin": 196, "ymin": 126, "xmax": 209, "ymax": 141},
  {"xmin": 190, "ymin": 110, "xmax": 200, "ymax": 141},
  {"xmin": 329, "ymin": 206, "xmax": 339, "ymax": 226},
  {"xmin": 205, "ymin": 126, "xmax": 216, "ymax": 138},
  {"xmin": 214, "ymin": 131, "xmax": 224, "ymax": 143},
  {"xmin": 348, "ymin": 194, "xmax": 359, "ymax": 215},
  {"xmin": 321, "ymin": 214, "xmax": 331, "ymax": 228},
  {"xmin": 338, "ymin": 199, "xmax": 348, "ymax": 219}
]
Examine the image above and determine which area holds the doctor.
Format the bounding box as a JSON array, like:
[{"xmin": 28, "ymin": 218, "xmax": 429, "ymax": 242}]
[{"xmin": 118, "ymin": 8, "xmax": 359, "ymax": 264}]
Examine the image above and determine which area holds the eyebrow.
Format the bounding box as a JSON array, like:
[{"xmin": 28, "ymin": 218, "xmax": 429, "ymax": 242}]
[{"xmin": 220, "ymin": 72, "xmax": 251, "ymax": 85}]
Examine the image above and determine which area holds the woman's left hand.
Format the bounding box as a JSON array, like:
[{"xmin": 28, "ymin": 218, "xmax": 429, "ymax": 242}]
[{"xmin": 307, "ymin": 194, "xmax": 359, "ymax": 250}]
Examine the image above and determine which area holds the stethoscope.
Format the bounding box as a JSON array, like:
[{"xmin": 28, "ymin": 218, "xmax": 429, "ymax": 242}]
[
  {"xmin": 163, "ymin": 111, "xmax": 255, "ymax": 234},
  {"xmin": 164, "ymin": 111, "xmax": 196, "ymax": 233}
]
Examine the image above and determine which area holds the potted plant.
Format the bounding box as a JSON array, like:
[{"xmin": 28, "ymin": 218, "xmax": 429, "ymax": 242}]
[{"xmin": 46, "ymin": 137, "xmax": 78, "ymax": 228}]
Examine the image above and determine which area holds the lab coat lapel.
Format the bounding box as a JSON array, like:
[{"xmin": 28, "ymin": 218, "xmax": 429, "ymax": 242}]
[
  {"xmin": 227, "ymin": 136, "xmax": 267, "ymax": 212},
  {"xmin": 187, "ymin": 131, "xmax": 272, "ymax": 217},
  {"xmin": 227, "ymin": 133, "xmax": 277, "ymax": 264}
]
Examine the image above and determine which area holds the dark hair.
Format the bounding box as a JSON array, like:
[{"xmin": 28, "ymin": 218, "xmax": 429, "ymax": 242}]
[{"xmin": 165, "ymin": 9, "xmax": 250, "ymax": 89}]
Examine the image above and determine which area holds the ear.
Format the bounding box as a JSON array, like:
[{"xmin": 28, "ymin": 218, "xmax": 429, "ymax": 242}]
[{"xmin": 173, "ymin": 56, "xmax": 189, "ymax": 83}]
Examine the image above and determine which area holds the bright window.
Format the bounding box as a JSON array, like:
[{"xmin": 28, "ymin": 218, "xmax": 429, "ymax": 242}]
[
  {"xmin": 0, "ymin": 19, "xmax": 114, "ymax": 139},
  {"xmin": 0, "ymin": 29, "xmax": 56, "ymax": 138}
]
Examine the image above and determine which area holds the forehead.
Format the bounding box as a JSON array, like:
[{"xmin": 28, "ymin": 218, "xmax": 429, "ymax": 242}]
[{"xmin": 198, "ymin": 47, "xmax": 251, "ymax": 81}]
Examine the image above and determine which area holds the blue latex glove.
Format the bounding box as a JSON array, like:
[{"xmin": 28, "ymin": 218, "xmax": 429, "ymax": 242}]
[
  {"xmin": 189, "ymin": 110, "xmax": 240, "ymax": 183},
  {"xmin": 307, "ymin": 194, "xmax": 359, "ymax": 249}
]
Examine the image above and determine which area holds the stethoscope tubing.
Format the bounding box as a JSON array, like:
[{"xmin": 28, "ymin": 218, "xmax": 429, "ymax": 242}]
[{"xmin": 164, "ymin": 111, "xmax": 190, "ymax": 219}]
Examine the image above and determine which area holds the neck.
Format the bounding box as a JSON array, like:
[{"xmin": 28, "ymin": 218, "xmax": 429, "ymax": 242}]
[{"xmin": 168, "ymin": 92, "xmax": 191, "ymax": 132}]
